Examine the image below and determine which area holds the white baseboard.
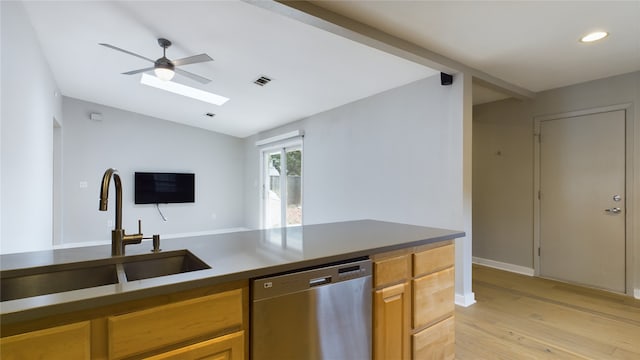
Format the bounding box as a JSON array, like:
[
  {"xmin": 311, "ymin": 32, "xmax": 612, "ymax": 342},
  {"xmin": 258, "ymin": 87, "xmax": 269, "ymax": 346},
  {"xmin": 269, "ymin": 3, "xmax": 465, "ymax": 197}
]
[
  {"xmin": 473, "ymin": 256, "xmax": 535, "ymax": 276},
  {"xmin": 455, "ymin": 292, "xmax": 476, "ymax": 307},
  {"xmin": 162, "ymin": 227, "xmax": 250, "ymax": 239},
  {"xmin": 635, "ymin": 288, "xmax": 640, "ymax": 300},
  {"xmin": 54, "ymin": 227, "xmax": 250, "ymax": 249}
]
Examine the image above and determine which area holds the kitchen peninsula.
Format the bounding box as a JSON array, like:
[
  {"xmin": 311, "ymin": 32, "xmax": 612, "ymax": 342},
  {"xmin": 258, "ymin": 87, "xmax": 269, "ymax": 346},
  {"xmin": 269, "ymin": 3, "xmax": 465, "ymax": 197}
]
[{"xmin": 1, "ymin": 220, "xmax": 462, "ymax": 359}]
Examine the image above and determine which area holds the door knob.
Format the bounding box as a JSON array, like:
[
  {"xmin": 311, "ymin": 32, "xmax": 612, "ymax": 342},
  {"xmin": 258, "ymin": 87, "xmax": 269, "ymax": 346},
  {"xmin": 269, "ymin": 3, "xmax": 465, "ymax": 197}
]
[{"xmin": 604, "ymin": 207, "xmax": 621, "ymax": 214}]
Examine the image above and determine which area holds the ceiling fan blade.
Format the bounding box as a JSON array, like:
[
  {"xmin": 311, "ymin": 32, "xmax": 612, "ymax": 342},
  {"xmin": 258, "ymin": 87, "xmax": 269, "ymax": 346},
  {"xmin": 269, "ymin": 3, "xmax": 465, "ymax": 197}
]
[
  {"xmin": 175, "ymin": 68, "xmax": 211, "ymax": 84},
  {"xmin": 122, "ymin": 67, "xmax": 155, "ymax": 75},
  {"xmin": 99, "ymin": 43, "xmax": 155, "ymax": 63},
  {"xmin": 172, "ymin": 53, "xmax": 213, "ymax": 66}
]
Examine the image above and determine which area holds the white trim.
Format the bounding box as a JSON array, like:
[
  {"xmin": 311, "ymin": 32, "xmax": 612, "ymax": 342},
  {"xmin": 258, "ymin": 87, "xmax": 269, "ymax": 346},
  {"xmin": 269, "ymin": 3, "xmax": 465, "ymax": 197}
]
[
  {"xmin": 53, "ymin": 227, "xmax": 250, "ymax": 249},
  {"xmin": 161, "ymin": 227, "xmax": 250, "ymax": 239},
  {"xmin": 473, "ymin": 256, "xmax": 535, "ymax": 276},
  {"xmin": 455, "ymin": 292, "xmax": 476, "ymax": 307},
  {"xmin": 635, "ymin": 288, "xmax": 640, "ymax": 300},
  {"xmin": 255, "ymin": 130, "xmax": 304, "ymax": 146}
]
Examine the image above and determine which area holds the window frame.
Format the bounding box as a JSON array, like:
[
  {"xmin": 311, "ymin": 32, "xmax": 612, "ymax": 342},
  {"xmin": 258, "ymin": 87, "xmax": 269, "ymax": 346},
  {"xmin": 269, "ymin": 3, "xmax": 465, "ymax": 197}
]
[{"xmin": 259, "ymin": 138, "xmax": 303, "ymax": 229}]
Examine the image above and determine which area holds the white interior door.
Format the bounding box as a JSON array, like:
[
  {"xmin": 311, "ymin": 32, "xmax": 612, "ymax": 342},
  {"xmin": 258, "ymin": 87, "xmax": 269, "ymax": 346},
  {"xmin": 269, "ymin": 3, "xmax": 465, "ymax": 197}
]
[{"xmin": 539, "ymin": 110, "xmax": 625, "ymax": 293}]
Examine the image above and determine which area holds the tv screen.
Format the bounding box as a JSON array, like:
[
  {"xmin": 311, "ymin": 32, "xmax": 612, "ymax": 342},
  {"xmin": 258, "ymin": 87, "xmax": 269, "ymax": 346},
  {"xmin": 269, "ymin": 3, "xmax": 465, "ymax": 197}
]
[{"xmin": 135, "ymin": 172, "xmax": 195, "ymax": 204}]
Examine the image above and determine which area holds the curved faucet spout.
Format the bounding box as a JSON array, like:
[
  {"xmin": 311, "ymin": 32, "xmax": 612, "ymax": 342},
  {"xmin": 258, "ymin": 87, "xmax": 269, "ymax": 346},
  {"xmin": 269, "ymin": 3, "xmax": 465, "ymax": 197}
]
[
  {"xmin": 99, "ymin": 168, "xmax": 141, "ymax": 256},
  {"xmin": 99, "ymin": 168, "xmax": 122, "ymax": 230}
]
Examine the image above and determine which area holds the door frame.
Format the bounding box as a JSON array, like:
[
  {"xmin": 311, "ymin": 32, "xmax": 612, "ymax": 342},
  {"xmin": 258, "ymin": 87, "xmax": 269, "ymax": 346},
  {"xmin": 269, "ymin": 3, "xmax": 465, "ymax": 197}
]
[
  {"xmin": 258, "ymin": 139, "xmax": 304, "ymax": 230},
  {"xmin": 533, "ymin": 103, "xmax": 634, "ymax": 295}
]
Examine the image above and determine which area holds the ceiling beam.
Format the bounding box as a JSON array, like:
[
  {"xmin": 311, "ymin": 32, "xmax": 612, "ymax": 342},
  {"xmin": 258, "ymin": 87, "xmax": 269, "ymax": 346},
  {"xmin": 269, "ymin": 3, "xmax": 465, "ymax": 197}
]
[{"xmin": 245, "ymin": 0, "xmax": 535, "ymax": 100}]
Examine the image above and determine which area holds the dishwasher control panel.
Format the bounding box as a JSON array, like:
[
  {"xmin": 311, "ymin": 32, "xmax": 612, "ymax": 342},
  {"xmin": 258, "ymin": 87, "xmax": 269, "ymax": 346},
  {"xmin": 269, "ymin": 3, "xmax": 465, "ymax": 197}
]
[{"xmin": 252, "ymin": 258, "xmax": 372, "ymax": 301}]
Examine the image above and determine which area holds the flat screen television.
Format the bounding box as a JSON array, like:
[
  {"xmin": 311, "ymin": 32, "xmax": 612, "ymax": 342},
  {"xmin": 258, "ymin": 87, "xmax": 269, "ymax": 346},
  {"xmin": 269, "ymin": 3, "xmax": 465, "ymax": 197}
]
[{"xmin": 134, "ymin": 172, "xmax": 195, "ymax": 204}]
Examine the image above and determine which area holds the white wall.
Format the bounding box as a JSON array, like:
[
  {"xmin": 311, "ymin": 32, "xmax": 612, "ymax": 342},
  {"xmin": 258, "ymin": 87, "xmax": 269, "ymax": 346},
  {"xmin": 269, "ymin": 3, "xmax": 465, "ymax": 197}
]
[
  {"xmin": 473, "ymin": 71, "xmax": 640, "ymax": 297},
  {"xmin": 60, "ymin": 97, "xmax": 245, "ymax": 246},
  {"xmin": 245, "ymin": 75, "xmax": 462, "ymax": 227},
  {"xmin": 244, "ymin": 74, "xmax": 474, "ymax": 303},
  {"xmin": 1, "ymin": 1, "xmax": 62, "ymax": 254}
]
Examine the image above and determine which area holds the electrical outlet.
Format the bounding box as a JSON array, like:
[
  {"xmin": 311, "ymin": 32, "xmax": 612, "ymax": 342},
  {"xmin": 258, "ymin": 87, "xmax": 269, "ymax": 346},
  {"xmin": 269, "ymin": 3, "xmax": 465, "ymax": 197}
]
[
  {"xmin": 107, "ymin": 220, "xmax": 113, "ymax": 228},
  {"xmin": 79, "ymin": 181, "xmax": 88, "ymax": 189}
]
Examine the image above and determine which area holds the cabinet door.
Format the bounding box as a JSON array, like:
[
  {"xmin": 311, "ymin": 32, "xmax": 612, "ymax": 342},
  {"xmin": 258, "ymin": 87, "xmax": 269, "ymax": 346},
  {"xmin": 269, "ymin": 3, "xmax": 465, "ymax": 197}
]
[
  {"xmin": 374, "ymin": 282, "xmax": 410, "ymax": 360},
  {"xmin": 145, "ymin": 331, "xmax": 244, "ymax": 360},
  {"xmin": 0, "ymin": 321, "xmax": 90, "ymax": 360},
  {"xmin": 413, "ymin": 267, "xmax": 455, "ymax": 329},
  {"xmin": 412, "ymin": 317, "xmax": 455, "ymax": 360}
]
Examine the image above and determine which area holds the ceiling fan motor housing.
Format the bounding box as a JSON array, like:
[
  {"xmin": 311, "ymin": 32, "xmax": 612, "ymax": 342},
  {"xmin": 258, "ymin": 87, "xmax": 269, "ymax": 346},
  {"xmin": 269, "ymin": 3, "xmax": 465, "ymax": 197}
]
[
  {"xmin": 155, "ymin": 57, "xmax": 175, "ymax": 71},
  {"xmin": 156, "ymin": 38, "xmax": 174, "ymax": 70}
]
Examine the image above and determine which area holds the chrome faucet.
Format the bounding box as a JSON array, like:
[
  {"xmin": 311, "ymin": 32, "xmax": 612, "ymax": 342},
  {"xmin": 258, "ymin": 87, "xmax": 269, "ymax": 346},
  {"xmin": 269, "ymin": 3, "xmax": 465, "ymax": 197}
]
[{"xmin": 99, "ymin": 168, "xmax": 143, "ymax": 256}]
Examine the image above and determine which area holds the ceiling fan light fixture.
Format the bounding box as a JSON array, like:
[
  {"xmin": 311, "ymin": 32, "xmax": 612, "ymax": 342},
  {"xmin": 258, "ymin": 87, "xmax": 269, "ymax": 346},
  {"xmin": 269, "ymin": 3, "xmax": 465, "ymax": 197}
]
[
  {"xmin": 154, "ymin": 67, "xmax": 175, "ymax": 81},
  {"xmin": 580, "ymin": 31, "xmax": 608, "ymax": 43}
]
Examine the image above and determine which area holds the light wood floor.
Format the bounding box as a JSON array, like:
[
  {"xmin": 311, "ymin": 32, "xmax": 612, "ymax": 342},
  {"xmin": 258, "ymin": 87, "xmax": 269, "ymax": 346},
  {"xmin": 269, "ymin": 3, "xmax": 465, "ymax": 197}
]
[{"xmin": 456, "ymin": 265, "xmax": 640, "ymax": 359}]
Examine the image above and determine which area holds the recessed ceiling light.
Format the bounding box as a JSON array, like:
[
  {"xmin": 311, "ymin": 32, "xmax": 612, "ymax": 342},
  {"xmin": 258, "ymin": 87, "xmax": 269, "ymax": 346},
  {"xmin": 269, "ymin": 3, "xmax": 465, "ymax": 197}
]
[
  {"xmin": 140, "ymin": 74, "xmax": 229, "ymax": 106},
  {"xmin": 580, "ymin": 31, "xmax": 608, "ymax": 43}
]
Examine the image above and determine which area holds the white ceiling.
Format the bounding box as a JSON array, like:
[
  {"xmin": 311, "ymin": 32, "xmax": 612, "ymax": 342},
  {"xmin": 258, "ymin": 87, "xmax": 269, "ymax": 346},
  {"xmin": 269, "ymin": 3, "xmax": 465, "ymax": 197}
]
[
  {"xmin": 313, "ymin": 0, "xmax": 640, "ymax": 93},
  {"xmin": 22, "ymin": 1, "xmax": 640, "ymax": 137},
  {"xmin": 22, "ymin": 1, "xmax": 436, "ymax": 138}
]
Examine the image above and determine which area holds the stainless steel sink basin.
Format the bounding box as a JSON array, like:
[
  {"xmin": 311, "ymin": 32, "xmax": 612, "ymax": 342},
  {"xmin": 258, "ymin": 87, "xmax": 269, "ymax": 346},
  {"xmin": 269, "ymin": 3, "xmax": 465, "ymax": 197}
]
[
  {"xmin": 1, "ymin": 262, "xmax": 119, "ymax": 302},
  {"xmin": 0, "ymin": 250, "xmax": 210, "ymax": 302},
  {"xmin": 121, "ymin": 250, "xmax": 210, "ymax": 281}
]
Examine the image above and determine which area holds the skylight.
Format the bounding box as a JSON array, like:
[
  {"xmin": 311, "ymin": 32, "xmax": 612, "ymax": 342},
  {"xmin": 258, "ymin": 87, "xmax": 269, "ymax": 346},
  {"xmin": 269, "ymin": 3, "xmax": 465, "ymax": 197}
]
[
  {"xmin": 580, "ymin": 31, "xmax": 608, "ymax": 43},
  {"xmin": 140, "ymin": 74, "xmax": 229, "ymax": 106}
]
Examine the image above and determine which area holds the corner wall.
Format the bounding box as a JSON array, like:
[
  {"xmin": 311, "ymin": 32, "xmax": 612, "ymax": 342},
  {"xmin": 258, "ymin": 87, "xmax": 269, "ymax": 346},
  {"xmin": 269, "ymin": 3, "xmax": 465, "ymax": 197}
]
[
  {"xmin": 60, "ymin": 98, "xmax": 246, "ymax": 246},
  {"xmin": 1, "ymin": 1, "xmax": 62, "ymax": 254}
]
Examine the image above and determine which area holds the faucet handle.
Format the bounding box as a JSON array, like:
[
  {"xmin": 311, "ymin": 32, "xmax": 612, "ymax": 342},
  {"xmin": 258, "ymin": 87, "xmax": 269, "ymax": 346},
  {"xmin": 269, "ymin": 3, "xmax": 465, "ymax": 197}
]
[
  {"xmin": 151, "ymin": 234, "xmax": 161, "ymax": 253},
  {"xmin": 138, "ymin": 219, "xmax": 142, "ymax": 235}
]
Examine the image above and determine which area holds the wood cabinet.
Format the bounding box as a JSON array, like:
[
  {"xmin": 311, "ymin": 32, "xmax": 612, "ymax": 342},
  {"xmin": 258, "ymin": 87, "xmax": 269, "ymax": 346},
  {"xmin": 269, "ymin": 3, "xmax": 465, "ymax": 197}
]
[
  {"xmin": 374, "ymin": 282, "xmax": 411, "ymax": 360},
  {"xmin": 145, "ymin": 330, "xmax": 244, "ymax": 360},
  {"xmin": 1, "ymin": 281, "xmax": 248, "ymax": 360},
  {"xmin": 372, "ymin": 241, "xmax": 455, "ymax": 360},
  {"xmin": 0, "ymin": 321, "xmax": 91, "ymax": 360},
  {"xmin": 107, "ymin": 288, "xmax": 244, "ymax": 359}
]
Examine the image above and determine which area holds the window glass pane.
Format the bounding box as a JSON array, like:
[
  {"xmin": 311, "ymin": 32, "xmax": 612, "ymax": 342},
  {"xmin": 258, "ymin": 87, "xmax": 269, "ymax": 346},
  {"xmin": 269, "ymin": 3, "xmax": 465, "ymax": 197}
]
[
  {"xmin": 286, "ymin": 149, "xmax": 302, "ymax": 226},
  {"xmin": 266, "ymin": 151, "xmax": 282, "ymax": 228}
]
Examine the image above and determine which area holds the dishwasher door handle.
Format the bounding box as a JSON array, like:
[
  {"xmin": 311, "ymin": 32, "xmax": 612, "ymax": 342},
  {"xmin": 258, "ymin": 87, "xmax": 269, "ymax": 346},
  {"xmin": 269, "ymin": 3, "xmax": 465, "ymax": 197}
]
[{"xmin": 309, "ymin": 276, "xmax": 332, "ymax": 287}]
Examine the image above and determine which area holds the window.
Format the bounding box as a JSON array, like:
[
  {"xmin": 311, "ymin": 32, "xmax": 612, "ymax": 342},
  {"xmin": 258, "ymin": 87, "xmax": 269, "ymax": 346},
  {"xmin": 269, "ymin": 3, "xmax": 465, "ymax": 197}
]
[{"xmin": 261, "ymin": 142, "xmax": 302, "ymax": 229}]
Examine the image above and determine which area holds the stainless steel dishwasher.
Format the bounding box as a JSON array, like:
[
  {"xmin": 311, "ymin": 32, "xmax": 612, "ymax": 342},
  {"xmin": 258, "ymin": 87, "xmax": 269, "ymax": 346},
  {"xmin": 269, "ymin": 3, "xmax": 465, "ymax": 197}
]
[{"xmin": 252, "ymin": 258, "xmax": 372, "ymax": 360}]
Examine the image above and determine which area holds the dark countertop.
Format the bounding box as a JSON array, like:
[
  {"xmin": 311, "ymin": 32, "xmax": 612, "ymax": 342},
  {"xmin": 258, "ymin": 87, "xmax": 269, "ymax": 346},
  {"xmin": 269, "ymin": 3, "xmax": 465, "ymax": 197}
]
[{"xmin": 0, "ymin": 220, "xmax": 463, "ymax": 324}]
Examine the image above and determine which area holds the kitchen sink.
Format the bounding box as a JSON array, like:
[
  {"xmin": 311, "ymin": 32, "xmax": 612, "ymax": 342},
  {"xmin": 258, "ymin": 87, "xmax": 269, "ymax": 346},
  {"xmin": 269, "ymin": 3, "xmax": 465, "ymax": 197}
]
[
  {"xmin": 121, "ymin": 250, "xmax": 210, "ymax": 281},
  {"xmin": 0, "ymin": 250, "xmax": 210, "ymax": 302},
  {"xmin": 1, "ymin": 262, "xmax": 119, "ymax": 302}
]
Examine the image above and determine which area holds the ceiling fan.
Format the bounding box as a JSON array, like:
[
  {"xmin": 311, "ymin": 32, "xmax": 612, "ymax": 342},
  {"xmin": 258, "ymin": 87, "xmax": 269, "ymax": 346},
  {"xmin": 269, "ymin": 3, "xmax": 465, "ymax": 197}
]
[{"xmin": 99, "ymin": 38, "xmax": 213, "ymax": 84}]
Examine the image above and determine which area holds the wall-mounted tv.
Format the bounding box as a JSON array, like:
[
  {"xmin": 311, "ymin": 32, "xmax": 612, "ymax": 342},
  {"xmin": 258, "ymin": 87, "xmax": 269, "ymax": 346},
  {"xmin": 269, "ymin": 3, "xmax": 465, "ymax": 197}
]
[{"xmin": 134, "ymin": 172, "xmax": 195, "ymax": 204}]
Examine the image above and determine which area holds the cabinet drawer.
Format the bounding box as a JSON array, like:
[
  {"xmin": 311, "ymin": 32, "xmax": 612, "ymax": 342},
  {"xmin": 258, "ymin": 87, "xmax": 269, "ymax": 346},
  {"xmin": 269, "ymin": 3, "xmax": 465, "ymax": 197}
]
[
  {"xmin": 374, "ymin": 254, "xmax": 410, "ymax": 287},
  {"xmin": 108, "ymin": 288, "xmax": 243, "ymax": 359},
  {"xmin": 145, "ymin": 330, "xmax": 244, "ymax": 360},
  {"xmin": 413, "ymin": 267, "xmax": 454, "ymax": 329},
  {"xmin": 0, "ymin": 321, "xmax": 90, "ymax": 360},
  {"xmin": 413, "ymin": 243, "xmax": 454, "ymax": 277},
  {"xmin": 412, "ymin": 316, "xmax": 455, "ymax": 360}
]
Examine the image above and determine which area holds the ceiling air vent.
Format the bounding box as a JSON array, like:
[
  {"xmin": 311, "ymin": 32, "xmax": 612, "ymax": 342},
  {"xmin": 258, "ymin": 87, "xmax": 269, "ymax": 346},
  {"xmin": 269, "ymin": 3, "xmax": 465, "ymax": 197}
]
[{"xmin": 254, "ymin": 76, "xmax": 272, "ymax": 87}]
